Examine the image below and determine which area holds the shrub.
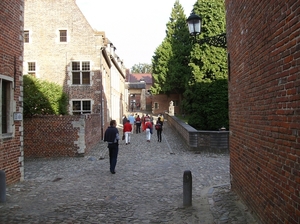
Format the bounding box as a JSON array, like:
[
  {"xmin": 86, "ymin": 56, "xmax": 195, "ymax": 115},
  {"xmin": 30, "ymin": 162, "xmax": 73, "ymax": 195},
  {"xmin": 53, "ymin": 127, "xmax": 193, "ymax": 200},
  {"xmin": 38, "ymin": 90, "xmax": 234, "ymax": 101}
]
[
  {"xmin": 182, "ymin": 79, "xmax": 228, "ymax": 130},
  {"xmin": 23, "ymin": 75, "xmax": 68, "ymax": 117}
]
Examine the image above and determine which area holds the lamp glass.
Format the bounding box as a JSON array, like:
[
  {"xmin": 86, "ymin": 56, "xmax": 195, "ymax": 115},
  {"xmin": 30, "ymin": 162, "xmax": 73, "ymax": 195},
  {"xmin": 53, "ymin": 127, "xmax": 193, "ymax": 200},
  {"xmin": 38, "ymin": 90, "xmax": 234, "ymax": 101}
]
[
  {"xmin": 188, "ymin": 19, "xmax": 201, "ymax": 35},
  {"xmin": 187, "ymin": 12, "xmax": 202, "ymax": 36}
]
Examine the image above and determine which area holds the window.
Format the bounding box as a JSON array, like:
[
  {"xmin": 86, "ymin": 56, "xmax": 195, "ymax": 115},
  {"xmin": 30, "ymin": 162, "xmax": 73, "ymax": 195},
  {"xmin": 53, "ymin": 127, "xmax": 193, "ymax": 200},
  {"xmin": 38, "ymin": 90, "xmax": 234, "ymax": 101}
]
[
  {"xmin": 0, "ymin": 77, "xmax": 13, "ymax": 135},
  {"xmin": 173, "ymin": 100, "xmax": 179, "ymax": 106},
  {"xmin": 59, "ymin": 30, "xmax": 67, "ymax": 42},
  {"xmin": 72, "ymin": 61, "xmax": 90, "ymax": 85},
  {"xmin": 72, "ymin": 100, "xmax": 91, "ymax": 115},
  {"xmin": 24, "ymin": 30, "xmax": 29, "ymax": 43},
  {"xmin": 28, "ymin": 62, "xmax": 36, "ymax": 76},
  {"xmin": 154, "ymin": 102, "xmax": 159, "ymax": 109}
]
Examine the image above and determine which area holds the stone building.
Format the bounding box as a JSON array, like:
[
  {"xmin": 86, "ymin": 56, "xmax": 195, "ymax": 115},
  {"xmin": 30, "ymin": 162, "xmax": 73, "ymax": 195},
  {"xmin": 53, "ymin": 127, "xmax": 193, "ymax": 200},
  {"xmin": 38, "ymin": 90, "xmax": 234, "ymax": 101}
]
[
  {"xmin": 126, "ymin": 73, "xmax": 152, "ymax": 111},
  {"xmin": 0, "ymin": 0, "xmax": 24, "ymax": 184},
  {"xmin": 226, "ymin": 1, "xmax": 300, "ymax": 223},
  {"xmin": 23, "ymin": 0, "xmax": 126, "ymax": 128}
]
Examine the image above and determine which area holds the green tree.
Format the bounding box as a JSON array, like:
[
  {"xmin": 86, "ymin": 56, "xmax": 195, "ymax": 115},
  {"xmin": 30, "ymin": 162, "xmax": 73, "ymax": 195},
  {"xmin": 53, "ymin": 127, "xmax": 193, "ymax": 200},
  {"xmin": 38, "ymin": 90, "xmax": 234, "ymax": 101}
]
[
  {"xmin": 188, "ymin": 0, "xmax": 227, "ymax": 83},
  {"xmin": 183, "ymin": 0, "xmax": 228, "ymax": 130},
  {"xmin": 151, "ymin": 0, "xmax": 192, "ymax": 95},
  {"xmin": 184, "ymin": 79, "xmax": 228, "ymax": 130},
  {"xmin": 131, "ymin": 63, "xmax": 152, "ymax": 73},
  {"xmin": 151, "ymin": 39, "xmax": 172, "ymax": 94},
  {"xmin": 23, "ymin": 75, "xmax": 68, "ymax": 117}
]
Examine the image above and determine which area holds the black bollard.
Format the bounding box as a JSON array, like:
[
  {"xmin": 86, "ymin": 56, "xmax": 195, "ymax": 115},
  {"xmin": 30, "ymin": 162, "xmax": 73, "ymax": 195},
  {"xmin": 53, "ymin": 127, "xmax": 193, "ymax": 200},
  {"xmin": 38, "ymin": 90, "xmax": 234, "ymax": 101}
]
[
  {"xmin": 183, "ymin": 170, "xmax": 192, "ymax": 206},
  {"xmin": 0, "ymin": 170, "xmax": 6, "ymax": 203}
]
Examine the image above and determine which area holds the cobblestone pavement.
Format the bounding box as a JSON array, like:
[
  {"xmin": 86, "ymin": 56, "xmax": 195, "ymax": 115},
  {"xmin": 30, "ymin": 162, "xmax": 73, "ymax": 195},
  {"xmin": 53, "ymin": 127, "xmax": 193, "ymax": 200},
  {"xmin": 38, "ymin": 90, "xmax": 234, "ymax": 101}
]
[{"xmin": 0, "ymin": 118, "xmax": 259, "ymax": 224}]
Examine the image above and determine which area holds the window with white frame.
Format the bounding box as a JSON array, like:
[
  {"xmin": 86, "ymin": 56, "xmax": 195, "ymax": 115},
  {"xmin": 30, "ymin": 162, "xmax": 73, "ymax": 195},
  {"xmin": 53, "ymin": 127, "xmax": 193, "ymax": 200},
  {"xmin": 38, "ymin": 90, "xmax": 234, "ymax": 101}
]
[
  {"xmin": 59, "ymin": 30, "xmax": 67, "ymax": 42},
  {"xmin": 72, "ymin": 61, "xmax": 91, "ymax": 85},
  {"xmin": 24, "ymin": 30, "xmax": 29, "ymax": 43},
  {"xmin": 0, "ymin": 76, "xmax": 13, "ymax": 136},
  {"xmin": 72, "ymin": 100, "xmax": 91, "ymax": 115},
  {"xmin": 27, "ymin": 62, "xmax": 36, "ymax": 76}
]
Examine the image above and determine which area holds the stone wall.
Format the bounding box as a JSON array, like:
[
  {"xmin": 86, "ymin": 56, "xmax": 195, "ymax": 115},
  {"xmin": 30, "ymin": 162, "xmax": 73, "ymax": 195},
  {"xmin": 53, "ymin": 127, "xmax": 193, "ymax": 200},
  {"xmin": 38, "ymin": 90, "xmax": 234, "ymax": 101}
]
[
  {"xmin": 166, "ymin": 114, "xmax": 229, "ymax": 153},
  {"xmin": 226, "ymin": 0, "xmax": 300, "ymax": 223},
  {"xmin": 24, "ymin": 114, "xmax": 101, "ymax": 157}
]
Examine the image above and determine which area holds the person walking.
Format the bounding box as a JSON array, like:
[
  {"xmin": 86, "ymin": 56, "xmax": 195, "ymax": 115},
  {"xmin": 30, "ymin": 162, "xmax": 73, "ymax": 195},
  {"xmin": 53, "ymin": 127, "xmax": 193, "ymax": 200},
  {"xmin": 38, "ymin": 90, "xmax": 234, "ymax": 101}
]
[
  {"xmin": 104, "ymin": 120, "xmax": 119, "ymax": 174},
  {"xmin": 128, "ymin": 113, "xmax": 135, "ymax": 134},
  {"xmin": 122, "ymin": 114, "xmax": 128, "ymax": 125},
  {"xmin": 135, "ymin": 115, "xmax": 141, "ymax": 133},
  {"xmin": 155, "ymin": 117, "xmax": 163, "ymax": 142},
  {"xmin": 141, "ymin": 114, "xmax": 145, "ymax": 131},
  {"xmin": 143, "ymin": 118, "xmax": 153, "ymax": 142},
  {"xmin": 158, "ymin": 114, "xmax": 164, "ymax": 125},
  {"xmin": 123, "ymin": 120, "xmax": 132, "ymax": 145}
]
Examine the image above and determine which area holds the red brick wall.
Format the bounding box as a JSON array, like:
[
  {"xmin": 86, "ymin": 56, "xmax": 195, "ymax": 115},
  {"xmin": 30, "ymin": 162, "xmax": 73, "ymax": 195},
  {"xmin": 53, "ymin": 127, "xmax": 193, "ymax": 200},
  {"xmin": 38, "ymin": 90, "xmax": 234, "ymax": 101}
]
[
  {"xmin": 85, "ymin": 114, "xmax": 101, "ymax": 154},
  {"xmin": 0, "ymin": 0, "xmax": 24, "ymax": 185},
  {"xmin": 152, "ymin": 94, "xmax": 180, "ymax": 115},
  {"xmin": 226, "ymin": 1, "xmax": 300, "ymax": 223},
  {"xmin": 24, "ymin": 114, "xmax": 101, "ymax": 157}
]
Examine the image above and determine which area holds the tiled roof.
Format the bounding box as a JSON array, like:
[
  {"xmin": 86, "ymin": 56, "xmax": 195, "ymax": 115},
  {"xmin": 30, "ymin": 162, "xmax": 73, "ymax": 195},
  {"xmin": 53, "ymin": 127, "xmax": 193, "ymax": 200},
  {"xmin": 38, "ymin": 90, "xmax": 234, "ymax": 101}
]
[
  {"xmin": 126, "ymin": 82, "xmax": 146, "ymax": 89},
  {"xmin": 127, "ymin": 73, "xmax": 152, "ymax": 84}
]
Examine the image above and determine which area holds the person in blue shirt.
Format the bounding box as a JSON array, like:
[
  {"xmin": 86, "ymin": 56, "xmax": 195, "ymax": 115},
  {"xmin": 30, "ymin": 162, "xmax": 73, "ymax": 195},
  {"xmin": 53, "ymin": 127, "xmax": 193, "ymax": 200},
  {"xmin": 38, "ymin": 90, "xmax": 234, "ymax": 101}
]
[{"xmin": 128, "ymin": 113, "xmax": 135, "ymax": 134}]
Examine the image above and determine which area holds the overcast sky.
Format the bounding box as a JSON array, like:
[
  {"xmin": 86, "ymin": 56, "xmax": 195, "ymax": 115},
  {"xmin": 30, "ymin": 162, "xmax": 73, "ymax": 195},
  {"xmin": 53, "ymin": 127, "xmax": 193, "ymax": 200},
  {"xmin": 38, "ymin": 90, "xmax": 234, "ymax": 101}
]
[{"xmin": 76, "ymin": 0, "xmax": 196, "ymax": 69}]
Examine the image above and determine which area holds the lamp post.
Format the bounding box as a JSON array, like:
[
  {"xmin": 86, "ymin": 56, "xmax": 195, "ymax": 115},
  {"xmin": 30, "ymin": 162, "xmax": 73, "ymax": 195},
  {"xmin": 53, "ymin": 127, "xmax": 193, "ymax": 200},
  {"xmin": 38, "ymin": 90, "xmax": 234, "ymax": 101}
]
[{"xmin": 187, "ymin": 11, "xmax": 227, "ymax": 49}]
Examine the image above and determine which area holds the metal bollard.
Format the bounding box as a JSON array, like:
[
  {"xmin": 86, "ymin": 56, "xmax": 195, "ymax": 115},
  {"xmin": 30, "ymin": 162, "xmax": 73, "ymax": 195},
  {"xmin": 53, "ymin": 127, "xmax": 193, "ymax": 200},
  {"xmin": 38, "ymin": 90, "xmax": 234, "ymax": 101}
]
[
  {"xmin": 0, "ymin": 170, "xmax": 6, "ymax": 203},
  {"xmin": 183, "ymin": 170, "xmax": 192, "ymax": 206}
]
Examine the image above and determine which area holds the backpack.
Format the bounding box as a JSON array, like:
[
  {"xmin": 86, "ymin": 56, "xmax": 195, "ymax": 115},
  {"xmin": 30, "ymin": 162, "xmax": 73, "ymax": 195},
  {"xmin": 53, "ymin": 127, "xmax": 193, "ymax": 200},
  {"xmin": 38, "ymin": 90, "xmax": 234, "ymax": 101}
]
[{"xmin": 155, "ymin": 123, "xmax": 162, "ymax": 130}]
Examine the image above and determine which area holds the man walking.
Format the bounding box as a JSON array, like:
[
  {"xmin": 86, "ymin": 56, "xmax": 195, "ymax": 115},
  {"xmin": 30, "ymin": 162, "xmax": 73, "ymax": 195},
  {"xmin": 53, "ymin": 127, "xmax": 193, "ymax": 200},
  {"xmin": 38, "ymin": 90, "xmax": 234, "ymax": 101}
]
[
  {"xmin": 123, "ymin": 120, "xmax": 132, "ymax": 145},
  {"xmin": 155, "ymin": 117, "xmax": 163, "ymax": 142},
  {"xmin": 143, "ymin": 118, "xmax": 153, "ymax": 142},
  {"xmin": 104, "ymin": 120, "xmax": 119, "ymax": 174}
]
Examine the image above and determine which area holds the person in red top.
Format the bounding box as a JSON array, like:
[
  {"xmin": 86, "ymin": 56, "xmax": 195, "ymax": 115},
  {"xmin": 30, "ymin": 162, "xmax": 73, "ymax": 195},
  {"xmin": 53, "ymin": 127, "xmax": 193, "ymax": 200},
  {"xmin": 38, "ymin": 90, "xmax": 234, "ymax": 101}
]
[
  {"xmin": 135, "ymin": 115, "xmax": 141, "ymax": 133},
  {"xmin": 123, "ymin": 120, "xmax": 132, "ymax": 145},
  {"xmin": 143, "ymin": 118, "xmax": 153, "ymax": 142}
]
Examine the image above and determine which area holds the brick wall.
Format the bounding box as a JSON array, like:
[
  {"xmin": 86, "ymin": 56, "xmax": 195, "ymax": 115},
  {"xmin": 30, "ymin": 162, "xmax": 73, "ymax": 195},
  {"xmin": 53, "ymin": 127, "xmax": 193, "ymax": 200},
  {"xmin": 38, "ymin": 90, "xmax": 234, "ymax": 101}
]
[
  {"xmin": 152, "ymin": 94, "xmax": 181, "ymax": 115},
  {"xmin": 0, "ymin": 0, "xmax": 24, "ymax": 185},
  {"xmin": 226, "ymin": 1, "xmax": 300, "ymax": 223},
  {"xmin": 84, "ymin": 114, "xmax": 101, "ymax": 154},
  {"xmin": 24, "ymin": 114, "xmax": 101, "ymax": 157}
]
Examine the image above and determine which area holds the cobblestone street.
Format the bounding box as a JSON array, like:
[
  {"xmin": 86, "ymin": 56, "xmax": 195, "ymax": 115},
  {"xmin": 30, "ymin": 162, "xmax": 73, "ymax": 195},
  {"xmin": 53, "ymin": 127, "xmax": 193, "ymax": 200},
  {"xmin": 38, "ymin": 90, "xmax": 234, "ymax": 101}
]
[{"xmin": 0, "ymin": 119, "xmax": 258, "ymax": 223}]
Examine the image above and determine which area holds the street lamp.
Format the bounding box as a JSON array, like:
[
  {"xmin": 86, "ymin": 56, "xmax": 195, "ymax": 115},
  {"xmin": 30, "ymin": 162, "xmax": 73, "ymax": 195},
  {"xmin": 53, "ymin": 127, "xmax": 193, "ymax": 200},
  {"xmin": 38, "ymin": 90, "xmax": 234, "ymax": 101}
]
[
  {"xmin": 187, "ymin": 11, "xmax": 227, "ymax": 48},
  {"xmin": 186, "ymin": 12, "xmax": 202, "ymax": 36}
]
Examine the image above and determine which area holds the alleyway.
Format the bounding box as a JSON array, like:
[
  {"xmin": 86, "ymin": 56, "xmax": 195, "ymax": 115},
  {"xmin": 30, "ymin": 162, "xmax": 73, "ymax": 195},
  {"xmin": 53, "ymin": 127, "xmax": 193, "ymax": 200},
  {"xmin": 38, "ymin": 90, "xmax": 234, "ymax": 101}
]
[{"xmin": 0, "ymin": 116, "xmax": 258, "ymax": 223}]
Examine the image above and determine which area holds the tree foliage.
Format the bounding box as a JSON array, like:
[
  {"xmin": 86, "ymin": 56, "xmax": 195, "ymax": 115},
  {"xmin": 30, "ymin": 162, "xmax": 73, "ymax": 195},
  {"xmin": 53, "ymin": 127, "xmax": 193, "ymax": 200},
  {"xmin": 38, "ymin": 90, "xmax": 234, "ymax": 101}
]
[
  {"xmin": 151, "ymin": 39, "xmax": 172, "ymax": 94},
  {"xmin": 181, "ymin": 0, "xmax": 228, "ymax": 130},
  {"xmin": 183, "ymin": 79, "xmax": 228, "ymax": 130},
  {"xmin": 23, "ymin": 75, "xmax": 68, "ymax": 117},
  {"xmin": 188, "ymin": 0, "xmax": 227, "ymax": 84},
  {"xmin": 182, "ymin": 0, "xmax": 229, "ymax": 130},
  {"xmin": 151, "ymin": 0, "xmax": 228, "ymax": 130},
  {"xmin": 151, "ymin": 0, "xmax": 192, "ymax": 95},
  {"xmin": 130, "ymin": 63, "xmax": 152, "ymax": 73}
]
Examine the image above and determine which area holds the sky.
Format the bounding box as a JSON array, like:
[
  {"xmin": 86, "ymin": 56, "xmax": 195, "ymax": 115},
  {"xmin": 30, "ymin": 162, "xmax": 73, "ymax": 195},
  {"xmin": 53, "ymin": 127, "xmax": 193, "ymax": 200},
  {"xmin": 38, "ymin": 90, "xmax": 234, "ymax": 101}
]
[{"xmin": 76, "ymin": 0, "xmax": 196, "ymax": 69}]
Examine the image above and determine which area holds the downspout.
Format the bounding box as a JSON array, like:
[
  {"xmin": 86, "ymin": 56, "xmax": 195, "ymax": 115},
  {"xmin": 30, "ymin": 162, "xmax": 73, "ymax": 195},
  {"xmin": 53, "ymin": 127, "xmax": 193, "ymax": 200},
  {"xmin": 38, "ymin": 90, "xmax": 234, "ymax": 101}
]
[{"xmin": 100, "ymin": 47, "xmax": 104, "ymax": 140}]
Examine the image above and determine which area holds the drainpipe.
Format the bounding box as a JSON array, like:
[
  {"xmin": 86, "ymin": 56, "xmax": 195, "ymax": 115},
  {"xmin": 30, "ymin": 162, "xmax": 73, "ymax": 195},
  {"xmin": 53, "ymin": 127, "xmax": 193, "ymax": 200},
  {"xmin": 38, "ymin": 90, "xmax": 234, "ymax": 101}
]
[{"xmin": 100, "ymin": 47, "xmax": 104, "ymax": 140}]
